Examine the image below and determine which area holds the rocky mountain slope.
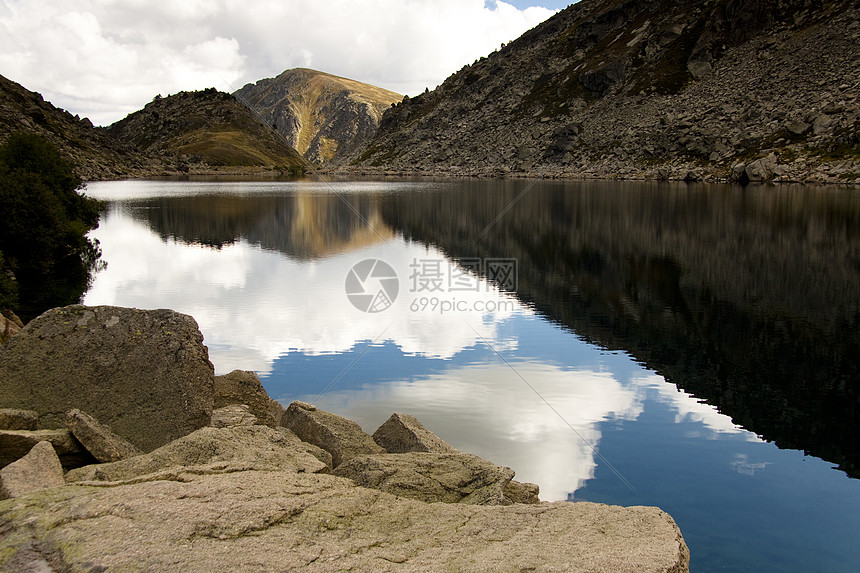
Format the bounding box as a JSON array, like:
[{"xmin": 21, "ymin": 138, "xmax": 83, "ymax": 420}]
[
  {"xmin": 107, "ymin": 88, "xmax": 307, "ymax": 175},
  {"xmin": 350, "ymin": 0, "xmax": 860, "ymax": 184},
  {"xmin": 235, "ymin": 68, "xmax": 402, "ymax": 164},
  {"xmin": 0, "ymin": 74, "xmax": 149, "ymax": 180}
]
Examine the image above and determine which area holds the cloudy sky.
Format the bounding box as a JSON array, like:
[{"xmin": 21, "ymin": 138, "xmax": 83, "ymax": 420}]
[{"xmin": 0, "ymin": 0, "xmax": 572, "ymax": 126}]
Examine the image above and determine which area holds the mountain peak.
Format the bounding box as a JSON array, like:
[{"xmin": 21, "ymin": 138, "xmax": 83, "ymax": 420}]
[{"xmin": 235, "ymin": 68, "xmax": 402, "ymax": 164}]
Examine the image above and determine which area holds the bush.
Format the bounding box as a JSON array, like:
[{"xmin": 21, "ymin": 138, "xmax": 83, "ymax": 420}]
[{"xmin": 0, "ymin": 132, "xmax": 105, "ymax": 320}]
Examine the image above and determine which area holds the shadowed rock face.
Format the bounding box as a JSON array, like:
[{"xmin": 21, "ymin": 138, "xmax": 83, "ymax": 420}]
[
  {"xmin": 0, "ymin": 305, "xmax": 215, "ymax": 452},
  {"xmin": 235, "ymin": 68, "xmax": 402, "ymax": 164}
]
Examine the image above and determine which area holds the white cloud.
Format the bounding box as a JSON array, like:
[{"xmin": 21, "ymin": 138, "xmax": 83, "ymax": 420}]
[
  {"xmin": 0, "ymin": 0, "xmax": 556, "ymax": 126},
  {"xmin": 80, "ymin": 179, "xmax": 765, "ymax": 501},
  {"xmin": 318, "ymin": 363, "xmax": 641, "ymax": 502},
  {"xmin": 82, "ymin": 180, "xmax": 529, "ymax": 374}
]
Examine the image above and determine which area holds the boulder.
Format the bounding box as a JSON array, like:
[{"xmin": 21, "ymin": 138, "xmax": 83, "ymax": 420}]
[
  {"xmin": 745, "ymin": 153, "xmax": 778, "ymax": 182},
  {"xmin": 334, "ymin": 452, "xmax": 520, "ymax": 505},
  {"xmin": 282, "ymin": 401, "xmax": 384, "ymax": 467},
  {"xmin": 214, "ymin": 370, "xmax": 281, "ymax": 427},
  {"xmin": 66, "ymin": 425, "xmax": 330, "ymax": 483},
  {"xmin": 372, "ymin": 412, "xmax": 458, "ymax": 454},
  {"xmin": 0, "ymin": 441, "xmax": 64, "ymax": 500},
  {"xmin": 785, "ymin": 119, "xmax": 810, "ymax": 136},
  {"xmin": 65, "ymin": 409, "xmax": 142, "ymax": 463},
  {"xmin": 0, "ymin": 408, "xmax": 38, "ymax": 431},
  {"xmin": 0, "ymin": 305, "xmax": 215, "ymax": 452},
  {"xmin": 687, "ymin": 59, "xmax": 713, "ymax": 80},
  {"xmin": 0, "ymin": 429, "xmax": 94, "ymax": 470},
  {"xmin": 0, "ymin": 314, "xmax": 21, "ymax": 344},
  {"xmin": 813, "ymin": 113, "xmax": 833, "ymax": 135},
  {"xmin": 0, "ymin": 469, "xmax": 690, "ymax": 572},
  {"xmin": 210, "ymin": 404, "xmax": 258, "ymax": 428},
  {"xmin": 503, "ymin": 480, "xmax": 541, "ymax": 504}
]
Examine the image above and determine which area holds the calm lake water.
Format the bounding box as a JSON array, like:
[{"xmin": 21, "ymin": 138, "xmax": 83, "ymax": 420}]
[{"xmin": 83, "ymin": 178, "xmax": 860, "ymax": 573}]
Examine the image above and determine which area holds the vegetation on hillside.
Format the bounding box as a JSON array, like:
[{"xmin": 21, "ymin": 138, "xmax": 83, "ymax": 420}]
[
  {"xmin": 0, "ymin": 132, "xmax": 104, "ymax": 320},
  {"xmin": 107, "ymin": 88, "xmax": 308, "ymax": 175}
]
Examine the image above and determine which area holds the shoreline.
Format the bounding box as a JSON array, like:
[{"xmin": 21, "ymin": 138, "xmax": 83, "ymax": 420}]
[
  {"xmin": 82, "ymin": 161, "xmax": 860, "ymax": 187},
  {"xmin": 0, "ymin": 304, "xmax": 691, "ymax": 572}
]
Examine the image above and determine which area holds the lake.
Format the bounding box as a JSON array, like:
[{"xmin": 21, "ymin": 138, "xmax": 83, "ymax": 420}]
[{"xmin": 83, "ymin": 178, "xmax": 860, "ymax": 573}]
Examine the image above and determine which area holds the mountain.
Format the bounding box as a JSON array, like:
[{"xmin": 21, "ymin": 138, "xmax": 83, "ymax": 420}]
[
  {"xmin": 234, "ymin": 68, "xmax": 402, "ymax": 164},
  {"xmin": 0, "ymin": 73, "xmax": 148, "ymax": 180},
  {"xmin": 107, "ymin": 88, "xmax": 307, "ymax": 175},
  {"xmin": 351, "ymin": 0, "xmax": 859, "ymax": 184}
]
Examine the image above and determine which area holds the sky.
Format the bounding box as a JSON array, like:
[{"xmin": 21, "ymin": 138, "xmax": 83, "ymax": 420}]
[{"xmin": 0, "ymin": 1, "xmax": 572, "ymax": 126}]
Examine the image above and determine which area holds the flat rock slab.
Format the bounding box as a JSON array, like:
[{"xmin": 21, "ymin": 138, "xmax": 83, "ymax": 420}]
[
  {"xmin": 0, "ymin": 429, "xmax": 94, "ymax": 470},
  {"xmin": 372, "ymin": 412, "xmax": 459, "ymax": 454},
  {"xmin": 283, "ymin": 401, "xmax": 384, "ymax": 467},
  {"xmin": 0, "ymin": 470, "xmax": 689, "ymax": 572},
  {"xmin": 0, "ymin": 305, "xmax": 214, "ymax": 452},
  {"xmin": 0, "ymin": 408, "xmax": 38, "ymax": 431},
  {"xmin": 334, "ymin": 452, "xmax": 517, "ymax": 505},
  {"xmin": 0, "ymin": 441, "xmax": 64, "ymax": 500},
  {"xmin": 66, "ymin": 425, "xmax": 330, "ymax": 483},
  {"xmin": 65, "ymin": 409, "xmax": 142, "ymax": 463},
  {"xmin": 210, "ymin": 404, "xmax": 259, "ymax": 428}
]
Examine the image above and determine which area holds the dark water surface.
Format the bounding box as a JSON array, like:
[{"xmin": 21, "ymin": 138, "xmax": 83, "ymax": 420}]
[{"xmin": 84, "ymin": 178, "xmax": 860, "ymax": 572}]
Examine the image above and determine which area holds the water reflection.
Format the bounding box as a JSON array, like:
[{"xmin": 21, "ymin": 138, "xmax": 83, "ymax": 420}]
[
  {"xmin": 306, "ymin": 362, "xmax": 755, "ymax": 501},
  {"xmin": 380, "ymin": 180, "xmax": 860, "ymax": 478},
  {"xmin": 86, "ymin": 204, "xmax": 521, "ymax": 372},
  {"xmin": 82, "ymin": 179, "xmax": 860, "ymax": 571}
]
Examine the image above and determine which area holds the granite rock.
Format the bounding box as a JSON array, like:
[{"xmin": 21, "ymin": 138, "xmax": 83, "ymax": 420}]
[
  {"xmin": 282, "ymin": 401, "xmax": 384, "ymax": 468},
  {"xmin": 0, "ymin": 441, "xmax": 64, "ymax": 500},
  {"xmin": 0, "ymin": 305, "xmax": 215, "ymax": 452}
]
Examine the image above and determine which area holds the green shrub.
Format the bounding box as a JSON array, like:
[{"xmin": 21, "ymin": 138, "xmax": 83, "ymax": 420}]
[{"xmin": 0, "ymin": 132, "xmax": 105, "ymax": 320}]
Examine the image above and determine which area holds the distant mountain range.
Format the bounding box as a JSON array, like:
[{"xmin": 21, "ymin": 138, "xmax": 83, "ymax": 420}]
[
  {"xmin": 235, "ymin": 68, "xmax": 402, "ymax": 164},
  {"xmin": 0, "ymin": 69, "xmax": 398, "ymax": 179},
  {"xmin": 1, "ymin": 0, "xmax": 857, "ymax": 183}
]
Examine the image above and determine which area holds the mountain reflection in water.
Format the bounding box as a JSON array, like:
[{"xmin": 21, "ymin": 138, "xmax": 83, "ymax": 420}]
[
  {"xmin": 82, "ymin": 178, "xmax": 860, "ymax": 572},
  {"xmin": 380, "ymin": 180, "xmax": 860, "ymax": 478},
  {"xmin": 87, "ymin": 179, "xmax": 860, "ymax": 480}
]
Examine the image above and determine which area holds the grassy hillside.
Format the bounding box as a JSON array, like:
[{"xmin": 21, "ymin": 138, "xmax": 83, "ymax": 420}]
[{"xmin": 108, "ymin": 88, "xmax": 308, "ymax": 175}]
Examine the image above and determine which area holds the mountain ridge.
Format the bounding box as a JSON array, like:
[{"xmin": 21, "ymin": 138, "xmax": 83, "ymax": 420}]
[
  {"xmin": 0, "ymin": 73, "xmax": 150, "ymax": 180},
  {"xmin": 346, "ymin": 0, "xmax": 859, "ymax": 184},
  {"xmin": 106, "ymin": 88, "xmax": 307, "ymax": 175}
]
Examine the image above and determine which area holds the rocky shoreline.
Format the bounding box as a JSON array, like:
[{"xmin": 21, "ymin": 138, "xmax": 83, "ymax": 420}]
[{"xmin": 0, "ymin": 305, "xmax": 689, "ymax": 572}]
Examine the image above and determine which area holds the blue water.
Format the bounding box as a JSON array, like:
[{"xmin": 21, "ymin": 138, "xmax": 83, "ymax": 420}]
[{"xmin": 83, "ymin": 178, "xmax": 860, "ymax": 572}]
